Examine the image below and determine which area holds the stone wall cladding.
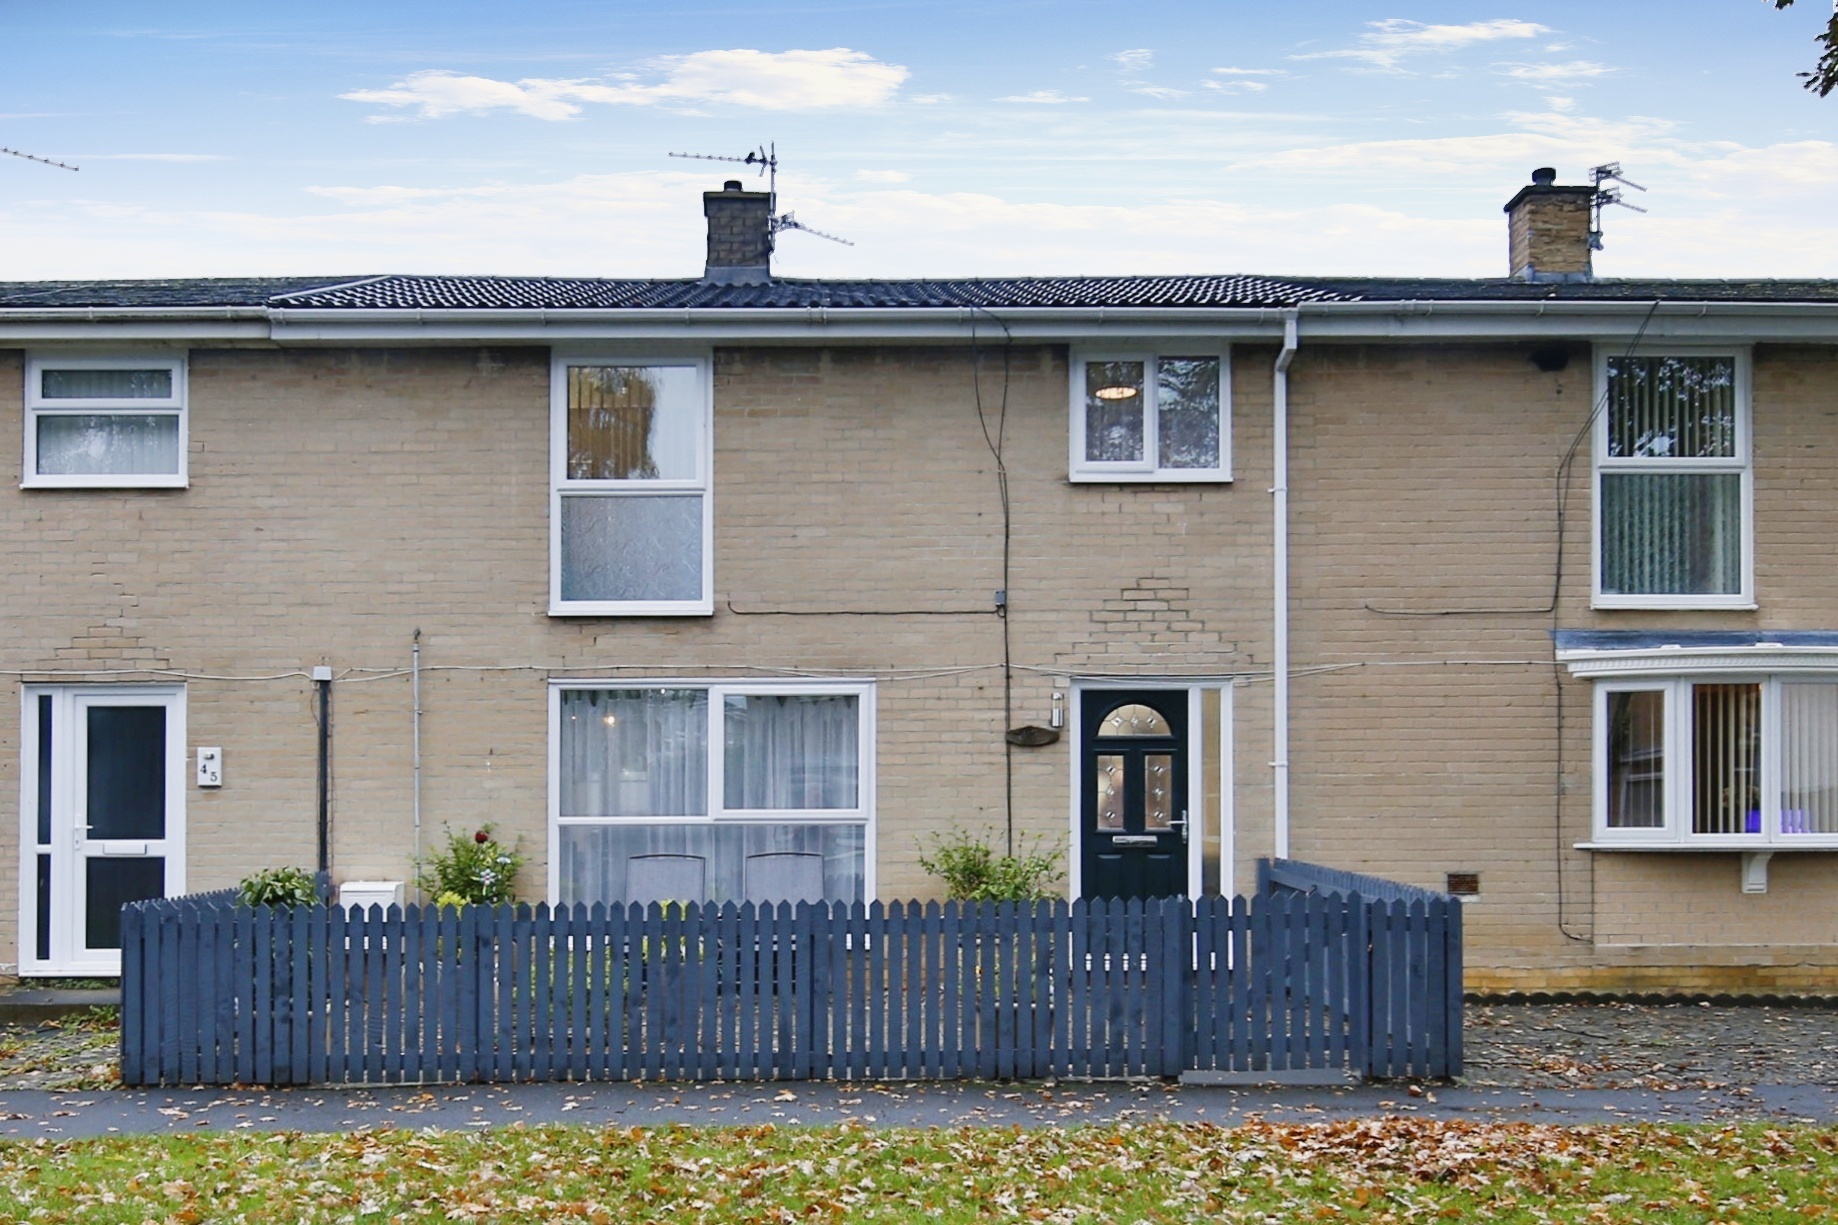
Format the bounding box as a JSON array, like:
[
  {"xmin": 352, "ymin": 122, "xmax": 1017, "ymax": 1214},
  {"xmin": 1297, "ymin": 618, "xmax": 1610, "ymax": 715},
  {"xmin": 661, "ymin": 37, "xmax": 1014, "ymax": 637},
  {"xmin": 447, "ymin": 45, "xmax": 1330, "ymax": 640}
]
[{"xmin": 4, "ymin": 338, "xmax": 1838, "ymax": 990}]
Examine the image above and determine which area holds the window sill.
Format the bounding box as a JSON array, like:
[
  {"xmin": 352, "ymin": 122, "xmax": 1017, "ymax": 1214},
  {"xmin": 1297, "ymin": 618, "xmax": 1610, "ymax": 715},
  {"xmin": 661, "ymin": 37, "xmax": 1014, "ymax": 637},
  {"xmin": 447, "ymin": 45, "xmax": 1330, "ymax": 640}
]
[
  {"xmin": 1068, "ymin": 471, "xmax": 1232, "ymax": 485},
  {"xmin": 1577, "ymin": 841, "xmax": 1838, "ymax": 852},
  {"xmin": 22, "ymin": 475, "xmax": 188, "ymax": 490},
  {"xmin": 1591, "ymin": 597, "xmax": 1758, "ymax": 612},
  {"xmin": 549, "ymin": 601, "xmax": 714, "ymax": 617}
]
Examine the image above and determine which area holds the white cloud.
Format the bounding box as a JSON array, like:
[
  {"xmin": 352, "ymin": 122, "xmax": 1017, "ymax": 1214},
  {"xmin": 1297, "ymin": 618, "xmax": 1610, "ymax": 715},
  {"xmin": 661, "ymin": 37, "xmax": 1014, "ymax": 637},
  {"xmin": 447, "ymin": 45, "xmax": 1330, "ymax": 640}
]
[
  {"xmin": 341, "ymin": 49, "xmax": 909, "ymax": 120},
  {"xmin": 856, "ymin": 169, "xmax": 910, "ymax": 183},
  {"xmin": 997, "ymin": 90, "xmax": 1087, "ymax": 104},
  {"xmin": 1297, "ymin": 19, "xmax": 1551, "ymax": 70},
  {"xmin": 909, "ymin": 93, "xmax": 955, "ymax": 105},
  {"xmin": 1501, "ymin": 60, "xmax": 1616, "ymax": 82},
  {"xmin": 1210, "ymin": 67, "xmax": 1286, "ymax": 77},
  {"xmin": 1545, "ymin": 95, "xmax": 1577, "ymax": 112},
  {"xmin": 1110, "ymin": 49, "xmax": 1154, "ymax": 73},
  {"xmin": 1205, "ymin": 80, "xmax": 1269, "ymax": 94},
  {"xmin": 1132, "ymin": 86, "xmax": 1188, "ymax": 99}
]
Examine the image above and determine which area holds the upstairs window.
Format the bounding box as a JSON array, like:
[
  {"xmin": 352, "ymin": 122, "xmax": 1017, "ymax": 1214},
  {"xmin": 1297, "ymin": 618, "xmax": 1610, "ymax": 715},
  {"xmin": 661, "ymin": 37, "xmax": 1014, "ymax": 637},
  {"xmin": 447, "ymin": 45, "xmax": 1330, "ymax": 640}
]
[
  {"xmin": 1070, "ymin": 349, "xmax": 1229, "ymax": 481},
  {"xmin": 550, "ymin": 357, "xmax": 711, "ymax": 615},
  {"xmin": 24, "ymin": 355, "xmax": 187, "ymax": 488},
  {"xmin": 1594, "ymin": 351, "xmax": 1751, "ymax": 607}
]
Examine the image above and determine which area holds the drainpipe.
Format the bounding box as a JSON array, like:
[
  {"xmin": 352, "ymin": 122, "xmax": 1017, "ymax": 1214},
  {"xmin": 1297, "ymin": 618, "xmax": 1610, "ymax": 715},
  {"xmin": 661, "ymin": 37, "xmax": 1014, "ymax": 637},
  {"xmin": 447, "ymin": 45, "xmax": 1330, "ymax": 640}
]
[
  {"xmin": 411, "ymin": 630, "xmax": 423, "ymax": 901},
  {"xmin": 1272, "ymin": 311, "xmax": 1299, "ymax": 861},
  {"xmin": 313, "ymin": 665, "xmax": 333, "ymax": 874}
]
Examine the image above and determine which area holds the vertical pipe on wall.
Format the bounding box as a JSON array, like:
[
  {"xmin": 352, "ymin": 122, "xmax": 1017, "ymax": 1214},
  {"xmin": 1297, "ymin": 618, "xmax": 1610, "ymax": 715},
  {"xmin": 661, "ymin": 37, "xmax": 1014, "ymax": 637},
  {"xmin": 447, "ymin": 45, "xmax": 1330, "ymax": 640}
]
[
  {"xmin": 411, "ymin": 629, "xmax": 423, "ymax": 901},
  {"xmin": 1272, "ymin": 311, "xmax": 1300, "ymax": 860},
  {"xmin": 314, "ymin": 667, "xmax": 333, "ymax": 875}
]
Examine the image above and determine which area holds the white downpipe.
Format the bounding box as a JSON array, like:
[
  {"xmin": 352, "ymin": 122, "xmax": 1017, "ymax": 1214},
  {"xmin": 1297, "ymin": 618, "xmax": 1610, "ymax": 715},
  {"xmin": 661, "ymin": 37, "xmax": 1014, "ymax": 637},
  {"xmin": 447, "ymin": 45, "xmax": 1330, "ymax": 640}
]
[
  {"xmin": 411, "ymin": 629, "xmax": 423, "ymax": 901},
  {"xmin": 1272, "ymin": 311, "xmax": 1299, "ymax": 860}
]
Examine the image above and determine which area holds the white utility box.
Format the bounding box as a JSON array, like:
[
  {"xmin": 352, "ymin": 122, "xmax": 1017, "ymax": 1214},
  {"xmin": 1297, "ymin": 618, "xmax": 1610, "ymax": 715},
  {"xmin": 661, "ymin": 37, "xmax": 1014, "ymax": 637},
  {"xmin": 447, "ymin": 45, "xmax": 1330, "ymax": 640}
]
[{"xmin": 338, "ymin": 880, "xmax": 406, "ymax": 912}]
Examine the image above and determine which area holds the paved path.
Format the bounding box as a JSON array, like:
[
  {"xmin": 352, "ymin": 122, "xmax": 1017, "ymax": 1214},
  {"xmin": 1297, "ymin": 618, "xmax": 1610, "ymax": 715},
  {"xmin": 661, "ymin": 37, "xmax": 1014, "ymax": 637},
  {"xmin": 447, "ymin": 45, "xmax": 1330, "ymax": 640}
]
[{"xmin": 4, "ymin": 1077, "xmax": 1837, "ymax": 1139}]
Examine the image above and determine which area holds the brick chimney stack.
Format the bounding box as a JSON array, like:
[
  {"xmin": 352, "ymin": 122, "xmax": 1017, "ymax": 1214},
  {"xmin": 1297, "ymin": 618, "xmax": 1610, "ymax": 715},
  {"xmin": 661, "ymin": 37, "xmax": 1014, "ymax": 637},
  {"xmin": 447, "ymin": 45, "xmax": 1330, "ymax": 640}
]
[
  {"xmin": 1503, "ymin": 167, "xmax": 1596, "ymax": 282},
  {"xmin": 703, "ymin": 180, "xmax": 774, "ymax": 284}
]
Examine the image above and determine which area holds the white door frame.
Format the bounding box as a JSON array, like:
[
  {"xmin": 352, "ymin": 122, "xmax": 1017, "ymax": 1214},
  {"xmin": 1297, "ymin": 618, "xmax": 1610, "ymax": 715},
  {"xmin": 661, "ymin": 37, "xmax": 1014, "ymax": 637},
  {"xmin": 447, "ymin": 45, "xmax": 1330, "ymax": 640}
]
[
  {"xmin": 1067, "ymin": 681, "xmax": 1229, "ymax": 901},
  {"xmin": 17, "ymin": 684, "xmax": 187, "ymax": 976}
]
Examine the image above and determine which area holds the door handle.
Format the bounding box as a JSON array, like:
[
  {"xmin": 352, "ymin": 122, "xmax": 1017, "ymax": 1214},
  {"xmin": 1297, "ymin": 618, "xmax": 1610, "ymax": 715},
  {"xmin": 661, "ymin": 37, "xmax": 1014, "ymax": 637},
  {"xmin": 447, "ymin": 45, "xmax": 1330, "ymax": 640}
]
[{"xmin": 1169, "ymin": 810, "xmax": 1189, "ymax": 845}]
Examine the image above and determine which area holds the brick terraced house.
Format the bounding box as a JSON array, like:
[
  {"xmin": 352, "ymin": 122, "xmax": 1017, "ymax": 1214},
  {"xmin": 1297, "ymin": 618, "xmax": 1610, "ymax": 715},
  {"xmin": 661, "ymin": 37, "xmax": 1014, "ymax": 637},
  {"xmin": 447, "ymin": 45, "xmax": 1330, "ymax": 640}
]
[{"xmin": 6, "ymin": 170, "xmax": 1838, "ymax": 991}]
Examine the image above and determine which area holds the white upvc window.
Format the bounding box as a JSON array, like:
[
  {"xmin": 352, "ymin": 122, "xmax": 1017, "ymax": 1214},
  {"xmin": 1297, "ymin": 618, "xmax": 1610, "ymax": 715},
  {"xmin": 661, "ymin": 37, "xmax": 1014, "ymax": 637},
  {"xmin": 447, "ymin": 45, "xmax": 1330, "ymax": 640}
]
[
  {"xmin": 1593, "ymin": 348, "xmax": 1752, "ymax": 608},
  {"xmin": 548, "ymin": 680, "xmax": 874, "ymax": 907},
  {"xmin": 23, "ymin": 354, "xmax": 188, "ymax": 489},
  {"xmin": 1069, "ymin": 348, "xmax": 1229, "ymax": 482},
  {"xmin": 549, "ymin": 355, "xmax": 712, "ymax": 615},
  {"xmin": 1592, "ymin": 674, "xmax": 1838, "ymax": 848}
]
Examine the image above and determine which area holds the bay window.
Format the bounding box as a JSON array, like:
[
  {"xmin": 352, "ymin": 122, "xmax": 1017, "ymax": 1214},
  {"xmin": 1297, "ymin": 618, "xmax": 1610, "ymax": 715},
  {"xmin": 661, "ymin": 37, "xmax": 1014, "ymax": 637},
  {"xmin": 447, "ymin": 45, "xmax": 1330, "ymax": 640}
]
[
  {"xmin": 1594, "ymin": 675, "xmax": 1838, "ymax": 846},
  {"xmin": 1070, "ymin": 349, "xmax": 1228, "ymax": 481},
  {"xmin": 1594, "ymin": 351, "xmax": 1751, "ymax": 607},
  {"xmin": 550, "ymin": 357, "xmax": 711, "ymax": 615},
  {"xmin": 550, "ymin": 681, "xmax": 873, "ymax": 906},
  {"xmin": 24, "ymin": 354, "xmax": 187, "ymax": 488}
]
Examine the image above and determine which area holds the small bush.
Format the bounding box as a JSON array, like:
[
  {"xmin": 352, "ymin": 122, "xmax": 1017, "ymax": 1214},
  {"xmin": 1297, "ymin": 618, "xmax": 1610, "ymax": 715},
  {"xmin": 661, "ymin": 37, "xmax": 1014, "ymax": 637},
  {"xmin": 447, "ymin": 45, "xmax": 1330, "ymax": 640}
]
[
  {"xmin": 417, "ymin": 825, "xmax": 526, "ymax": 905},
  {"xmin": 237, "ymin": 866, "xmax": 320, "ymax": 909},
  {"xmin": 919, "ymin": 829, "xmax": 1064, "ymax": 902}
]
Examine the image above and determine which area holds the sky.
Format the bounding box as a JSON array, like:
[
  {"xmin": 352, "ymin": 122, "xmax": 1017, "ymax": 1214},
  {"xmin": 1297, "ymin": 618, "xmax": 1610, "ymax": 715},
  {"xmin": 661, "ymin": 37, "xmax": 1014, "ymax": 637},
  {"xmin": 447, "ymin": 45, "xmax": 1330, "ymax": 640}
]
[{"xmin": 2, "ymin": 0, "xmax": 1836, "ymax": 282}]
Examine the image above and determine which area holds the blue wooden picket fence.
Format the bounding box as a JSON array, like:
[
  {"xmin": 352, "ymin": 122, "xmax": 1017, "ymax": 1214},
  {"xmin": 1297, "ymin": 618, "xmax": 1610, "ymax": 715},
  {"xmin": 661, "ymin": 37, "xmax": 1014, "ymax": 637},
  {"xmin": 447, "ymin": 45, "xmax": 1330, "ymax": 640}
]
[{"xmin": 120, "ymin": 866, "xmax": 1461, "ymax": 1088}]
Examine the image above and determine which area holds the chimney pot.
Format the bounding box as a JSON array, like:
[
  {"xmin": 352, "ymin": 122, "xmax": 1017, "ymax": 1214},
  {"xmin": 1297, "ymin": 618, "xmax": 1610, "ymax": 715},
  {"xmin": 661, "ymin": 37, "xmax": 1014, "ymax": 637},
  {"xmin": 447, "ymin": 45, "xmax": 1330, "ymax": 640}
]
[
  {"xmin": 724, "ymin": 179, "xmax": 743, "ymax": 192},
  {"xmin": 1503, "ymin": 168, "xmax": 1595, "ymax": 283}
]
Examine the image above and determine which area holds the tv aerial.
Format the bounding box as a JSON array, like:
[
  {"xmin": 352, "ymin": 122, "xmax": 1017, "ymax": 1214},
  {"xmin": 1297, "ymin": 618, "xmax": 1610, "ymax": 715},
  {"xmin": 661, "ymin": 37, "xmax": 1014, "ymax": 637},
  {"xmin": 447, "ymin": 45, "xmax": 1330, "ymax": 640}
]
[
  {"xmin": 2, "ymin": 146, "xmax": 79, "ymax": 172},
  {"xmin": 1588, "ymin": 162, "xmax": 1646, "ymax": 251},
  {"xmin": 668, "ymin": 143, "xmax": 853, "ymax": 247}
]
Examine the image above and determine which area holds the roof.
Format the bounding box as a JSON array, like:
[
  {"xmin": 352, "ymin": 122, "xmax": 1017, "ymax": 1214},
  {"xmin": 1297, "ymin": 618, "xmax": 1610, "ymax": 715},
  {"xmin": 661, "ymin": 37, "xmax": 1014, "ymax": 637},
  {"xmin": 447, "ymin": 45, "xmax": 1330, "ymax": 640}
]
[{"xmin": 5, "ymin": 274, "xmax": 1838, "ymax": 312}]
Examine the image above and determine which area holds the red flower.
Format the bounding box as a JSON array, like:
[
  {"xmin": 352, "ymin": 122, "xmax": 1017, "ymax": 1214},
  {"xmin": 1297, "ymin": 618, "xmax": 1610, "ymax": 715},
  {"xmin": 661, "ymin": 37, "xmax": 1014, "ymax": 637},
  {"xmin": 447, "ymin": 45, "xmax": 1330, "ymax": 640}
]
[{"xmin": 474, "ymin": 830, "xmax": 490, "ymax": 844}]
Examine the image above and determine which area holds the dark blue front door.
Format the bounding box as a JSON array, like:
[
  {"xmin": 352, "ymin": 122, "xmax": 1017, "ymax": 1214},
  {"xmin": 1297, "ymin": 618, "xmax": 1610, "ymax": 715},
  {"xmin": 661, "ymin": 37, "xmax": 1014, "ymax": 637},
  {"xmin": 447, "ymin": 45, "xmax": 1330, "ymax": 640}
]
[{"xmin": 1079, "ymin": 689, "xmax": 1188, "ymax": 900}]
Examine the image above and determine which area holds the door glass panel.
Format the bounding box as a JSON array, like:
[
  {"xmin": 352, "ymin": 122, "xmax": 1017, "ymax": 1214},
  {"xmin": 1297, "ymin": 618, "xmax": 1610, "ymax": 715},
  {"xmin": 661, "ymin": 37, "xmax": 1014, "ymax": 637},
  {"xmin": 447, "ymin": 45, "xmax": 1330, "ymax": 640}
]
[
  {"xmin": 86, "ymin": 706, "xmax": 167, "ymax": 839},
  {"xmin": 1145, "ymin": 754, "xmax": 1174, "ymax": 830},
  {"xmin": 35, "ymin": 855, "xmax": 51, "ymax": 963},
  {"xmin": 85, "ymin": 857, "xmax": 164, "ymax": 950},
  {"xmin": 1095, "ymin": 755, "xmax": 1124, "ymax": 829},
  {"xmin": 36, "ymin": 695, "xmax": 52, "ymax": 846},
  {"xmin": 1097, "ymin": 703, "xmax": 1172, "ymax": 738}
]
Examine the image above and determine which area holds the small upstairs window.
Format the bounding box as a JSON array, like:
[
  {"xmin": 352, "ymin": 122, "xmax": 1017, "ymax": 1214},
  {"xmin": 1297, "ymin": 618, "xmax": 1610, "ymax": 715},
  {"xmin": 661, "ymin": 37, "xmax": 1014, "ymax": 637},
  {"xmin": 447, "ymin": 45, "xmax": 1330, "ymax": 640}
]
[
  {"xmin": 1070, "ymin": 349, "xmax": 1229, "ymax": 482},
  {"xmin": 24, "ymin": 354, "xmax": 187, "ymax": 488},
  {"xmin": 550, "ymin": 356, "xmax": 712, "ymax": 615},
  {"xmin": 1594, "ymin": 351, "xmax": 1751, "ymax": 608}
]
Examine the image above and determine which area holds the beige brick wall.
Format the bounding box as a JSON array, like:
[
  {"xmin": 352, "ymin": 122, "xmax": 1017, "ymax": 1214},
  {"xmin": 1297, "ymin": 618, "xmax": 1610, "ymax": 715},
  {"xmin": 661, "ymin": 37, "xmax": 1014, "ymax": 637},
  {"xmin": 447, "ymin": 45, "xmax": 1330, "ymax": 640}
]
[{"xmin": 4, "ymin": 338, "xmax": 1837, "ymax": 991}]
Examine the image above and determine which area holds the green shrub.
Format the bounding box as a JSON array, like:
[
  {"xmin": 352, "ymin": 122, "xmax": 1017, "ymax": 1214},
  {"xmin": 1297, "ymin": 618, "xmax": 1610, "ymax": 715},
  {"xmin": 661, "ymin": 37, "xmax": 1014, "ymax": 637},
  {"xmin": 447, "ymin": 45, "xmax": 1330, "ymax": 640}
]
[
  {"xmin": 417, "ymin": 825, "xmax": 526, "ymax": 905},
  {"xmin": 919, "ymin": 829, "xmax": 1064, "ymax": 902},
  {"xmin": 237, "ymin": 866, "xmax": 320, "ymax": 909}
]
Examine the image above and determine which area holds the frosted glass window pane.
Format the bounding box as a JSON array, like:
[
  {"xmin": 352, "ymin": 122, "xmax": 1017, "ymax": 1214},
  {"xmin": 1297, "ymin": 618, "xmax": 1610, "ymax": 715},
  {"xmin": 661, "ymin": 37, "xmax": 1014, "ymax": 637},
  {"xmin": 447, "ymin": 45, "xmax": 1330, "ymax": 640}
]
[
  {"xmin": 41, "ymin": 368, "xmax": 172, "ymax": 400},
  {"xmin": 559, "ymin": 494, "xmax": 703, "ymax": 603},
  {"xmin": 1085, "ymin": 361, "xmax": 1144, "ymax": 462},
  {"xmin": 1095, "ymin": 755, "xmax": 1124, "ymax": 829},
  {"xmin": 1606, "ymin": 690, "xmax": 1665, "ymax": 829},
  {"xmin": 559, "ymin": 688, "xmax": 707, "ymax": 817},
  {"xmin": 1606, "ymin": 356, "xmax": 1736, "ymax": 459},
  {"xmin": 724, "ymin": 694, "xmax": 859, "ymax": 810},
  {"xmin": 557, "ymin": 822, "xmax": 866, "ymax": 907},
  {"xmin": 1157, "ymin": 357, "xmax": 1220, "ymax": 469},
  {"xmin": 36, "ymin": 414, "xmax": 180, "ymax": 475},
  {"xmin": 1145, "ymin": 754, "xmax": 1174, "ymax": 829},
  {"xmin": 1692, "ymin": 683, "xmax": 1760, "ymax": 835},
  {"xmin": 567, "ymin": 365, "xmax": 699, "ymax": 481},
  {"xmin": 1097, "ymin": 703, "xmax": 1172, "ymax": 738},
  {"xmin": 1600, "ymin": 473, "xmax": 1742, "ymax": 596},
  {"xmin": 1780, "ymin": 684, "xmax": 1838, "ymax": 835}
]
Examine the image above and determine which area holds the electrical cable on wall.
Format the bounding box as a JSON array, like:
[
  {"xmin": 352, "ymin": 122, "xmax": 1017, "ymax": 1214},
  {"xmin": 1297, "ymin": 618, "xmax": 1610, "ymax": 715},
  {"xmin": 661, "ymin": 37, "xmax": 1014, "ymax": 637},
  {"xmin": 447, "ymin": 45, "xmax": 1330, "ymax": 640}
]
[{"xmin": 968, "ymin": 305, "xmax": 1016, "ymax": 855}]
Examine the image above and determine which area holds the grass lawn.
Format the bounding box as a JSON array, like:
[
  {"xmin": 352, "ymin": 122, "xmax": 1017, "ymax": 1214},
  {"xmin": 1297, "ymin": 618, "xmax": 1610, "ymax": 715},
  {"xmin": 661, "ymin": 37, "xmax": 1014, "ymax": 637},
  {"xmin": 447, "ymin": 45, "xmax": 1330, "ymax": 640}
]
[{"xmin": 1, "ymin": 1117, "xmax": 1835, "ymax": 1223}]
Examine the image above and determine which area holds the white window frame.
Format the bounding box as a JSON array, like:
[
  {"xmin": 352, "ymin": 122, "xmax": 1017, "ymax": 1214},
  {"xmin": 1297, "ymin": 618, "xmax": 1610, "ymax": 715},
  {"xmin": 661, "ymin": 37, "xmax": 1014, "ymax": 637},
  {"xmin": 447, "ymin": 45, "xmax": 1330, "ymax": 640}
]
[
  {"xmin": 1069, "ymin": 347, "xmax": 1231, "ymax": 483},
  {"xmin": 548, "ymin": 353, "xmax": 714, "ymax": 616},
  {"xmin": 1588, "ymin": 671, "xmax": 1838, "ymax": 849},
  {"xmin": 546, "ymin": 678, "xmax": 876, "ymax": 899},
  {"xmin": 23, "ymin": 353, "xmax": 189, "ymax": 489},
  {"xmin": 1591, "ymin": 346, "xmax": 1753, "ymax": 610}
]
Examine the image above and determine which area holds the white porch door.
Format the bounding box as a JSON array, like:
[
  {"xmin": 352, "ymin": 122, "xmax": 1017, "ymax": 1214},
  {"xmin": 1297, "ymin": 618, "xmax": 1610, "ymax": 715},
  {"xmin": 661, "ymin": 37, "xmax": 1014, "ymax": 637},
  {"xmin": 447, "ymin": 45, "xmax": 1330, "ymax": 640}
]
[{"xmin": 20, "ymin": 687, "xmax": 185, "ymax": 976}]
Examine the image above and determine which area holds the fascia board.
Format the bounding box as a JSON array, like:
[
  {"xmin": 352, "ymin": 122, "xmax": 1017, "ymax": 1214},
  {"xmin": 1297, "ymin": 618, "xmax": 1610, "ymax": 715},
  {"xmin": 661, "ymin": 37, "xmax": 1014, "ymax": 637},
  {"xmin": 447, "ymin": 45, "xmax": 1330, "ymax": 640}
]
[{"xmin": 1557, "ymin": 645, "xmax": 1838, "ymax": 678}]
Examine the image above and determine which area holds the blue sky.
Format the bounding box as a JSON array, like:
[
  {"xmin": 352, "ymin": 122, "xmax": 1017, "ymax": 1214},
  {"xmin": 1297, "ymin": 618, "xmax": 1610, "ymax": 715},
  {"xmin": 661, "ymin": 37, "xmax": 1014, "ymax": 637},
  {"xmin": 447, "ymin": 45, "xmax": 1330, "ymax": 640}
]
[{"xmin": 3, "ymin": 1, "xmax": 1836, "ymax": 280}]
